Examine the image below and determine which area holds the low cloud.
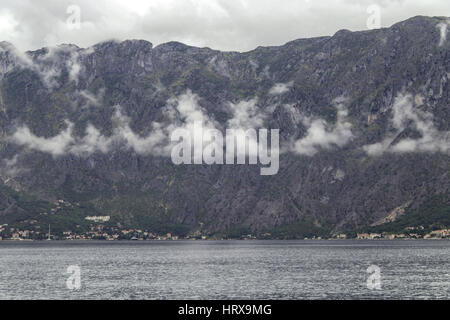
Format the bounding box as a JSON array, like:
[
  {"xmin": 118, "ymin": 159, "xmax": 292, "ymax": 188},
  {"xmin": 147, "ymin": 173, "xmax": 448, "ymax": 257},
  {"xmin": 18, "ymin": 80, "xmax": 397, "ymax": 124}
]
[
  {"xmin": 225, "ymin": 98, "xmax": 269, "ymax": 159},
  {"xmin": 7, "ymin": 91, "xmax": 221, "ymax": 158},
  {"xmin": 437, "ymin": 19, "xmax": 449, "ymax": 46},
  {"xmin": 66, "ymin": 50, "xmax": 81, "ymax": 84},
  {"xmin": 0, "ymin": 155, "xmax": 23, "ymax": 177},
  {"xmin": 10, "ymin": 121, "xmax": 75, "ymax": 156},
  {"xmin": 268, "ymin": 82, "xmax": 292, "ymax": 95},
  {"xmin": 363, "ymin": 93, "xmax": 450, "ymax": 156},
  {"xmin": 9, "ymin": 108, "xmax": 170, "ymax": 157},
  {"xmin": 227, "ymin": 98, "xmax": 266, "ymax": 129},
  {"xmin": 165, "ymin": 91, "xmax": 220, "ymax": 154},
  {"xmin": 7, "ymin": 91, "xmax": 277, "ymax": 161},
  {"xmin": 1, "ymin": 43, "xmax": 90, "ymax": 89},
  {"xmin": 290, "ymin": 97, "xmax": 353, "ymax": 156}
]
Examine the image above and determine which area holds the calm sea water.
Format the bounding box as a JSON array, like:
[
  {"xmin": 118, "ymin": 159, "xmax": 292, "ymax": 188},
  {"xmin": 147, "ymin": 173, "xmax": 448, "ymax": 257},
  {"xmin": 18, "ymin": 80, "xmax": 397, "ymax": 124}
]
[{"xmin": 0, "ymin": 240, "xmax": 449, "ymax": 300}]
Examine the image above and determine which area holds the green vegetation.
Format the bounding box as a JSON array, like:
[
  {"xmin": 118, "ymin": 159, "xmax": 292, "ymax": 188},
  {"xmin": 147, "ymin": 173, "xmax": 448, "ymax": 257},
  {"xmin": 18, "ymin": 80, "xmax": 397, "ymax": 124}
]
[
  {"xmin": 0, "ymin": 184, "xmax": 51, "ymax": 224},
  {"xmin": 359, "ymin": 195, "xmax": 450, "ymax": 235},
  {"xmin": 220, "ymin": 225, "xmax": 252, "ymax": 239},
  {"xmin": 266, "ymin": 219, "xmax": 329, "ymax": 239}
]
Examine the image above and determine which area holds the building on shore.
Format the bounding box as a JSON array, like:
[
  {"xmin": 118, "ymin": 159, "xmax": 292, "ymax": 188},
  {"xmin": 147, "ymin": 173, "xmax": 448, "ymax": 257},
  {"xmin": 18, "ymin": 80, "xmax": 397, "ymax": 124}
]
[
  {"xmin": 85, "ymin": 216, "xmax": 111, "ymax": 223},
  {"xmin": 357, "ymin": 233, "xmax": 382, "ymax": 239}
]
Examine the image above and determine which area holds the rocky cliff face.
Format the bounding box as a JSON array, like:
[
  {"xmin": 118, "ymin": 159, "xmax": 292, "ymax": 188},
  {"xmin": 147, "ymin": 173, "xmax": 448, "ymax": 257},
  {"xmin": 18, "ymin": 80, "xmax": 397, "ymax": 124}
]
[{"xmin": 0, "ymin": 16, "xmax": 448, "ymax": 236}]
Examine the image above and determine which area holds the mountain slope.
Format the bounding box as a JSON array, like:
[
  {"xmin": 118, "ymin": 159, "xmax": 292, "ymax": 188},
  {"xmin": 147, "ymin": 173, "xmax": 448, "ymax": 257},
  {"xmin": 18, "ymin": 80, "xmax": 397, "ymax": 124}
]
[{"xmin": 0, "ymin": 16, "xmax": 449, "ymax": 238}]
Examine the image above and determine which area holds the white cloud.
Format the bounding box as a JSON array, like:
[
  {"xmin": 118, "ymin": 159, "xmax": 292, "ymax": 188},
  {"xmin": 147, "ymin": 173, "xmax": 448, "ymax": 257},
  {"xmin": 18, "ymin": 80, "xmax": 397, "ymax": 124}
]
[
  {"xmin": 437, "ymin": 19, "xmax": 450, "ymax": 46},
  {"xmin": 166, "ymin": 90, "xmax": 221, "ymax": 154},
  {"xmin": 0, "ymin": 9, "xmax": 20, "ymax": 42},
  {"xmin": 0, "ymin": 42, "xmax": 91, "ymax": 89},
  {"xmin": 290, "ymin": 97, "xmax": 353, "ymax": 156},
  {"xmin": 227, "ymin": 98, "xmax": 266, "ymax": 129},
  {"xmin": 111, "ymin": 107, "xmax": 171, "ymax": 156},
  {"xmin": 67, "ymin": 51, "xmax": 81, "ymax": 83},
  {"xmin": 69, "ymin": 124, "xmax": 112, "ymax": 155},
  {"xmin": 363, "ymin": 93, "xmax": 450, "ymax": 156},
  {"xmin": 8, "ymin": 109, "xmax": 170, "ymax": 157},
  {"xmin": 7, "ymin": 91, "xmax": 277, "ymax": 161},
  {"xmin": 8, "ymin": 92, "xmax": 448, "ymax": 160},
  {"xmin": 7, "ymin": 91, "xmax": 219, "ymax": 157},
  {"xmin": 225, "ymin": 98, "xmax": 268, "ymax": 159},
  {"xmin": 0, "ymin": 155, "xmax": 22, "ymax": 177},
  {"xmin": 10, "ymin": 121, "xmax": 75, "ymax": 156},
  {"xmin": 269, "ymin": 82, "xmax": 292, "ymax": 95},
  {"xmin": 0, "ymin": 0, "xmax": 449, "ymax": 52}
]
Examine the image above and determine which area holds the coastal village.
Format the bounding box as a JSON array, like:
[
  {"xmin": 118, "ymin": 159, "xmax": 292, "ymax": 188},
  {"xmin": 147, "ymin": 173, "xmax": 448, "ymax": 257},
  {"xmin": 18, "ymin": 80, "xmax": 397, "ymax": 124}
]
[
  {"xmin": 0, "ymin": 199, "xmax": 448, "ymax": 241},
  {"xmin": 354, "ymin": 229, "xmax": 450, "ymax": 240},
  {"xmin": 0, "ymin": 218, "xmax": 449, "ymax": 241},
  {"xmin": 0, "ymin": 221, "xmax": 185, "ymax": 241}
]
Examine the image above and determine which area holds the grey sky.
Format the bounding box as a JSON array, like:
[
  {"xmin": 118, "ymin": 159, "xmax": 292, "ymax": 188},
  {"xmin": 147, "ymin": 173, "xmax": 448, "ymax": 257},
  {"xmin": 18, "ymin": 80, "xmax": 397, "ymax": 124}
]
[{"xmin": 0, "ymin": 0, "xmax": 449, "ymax": 52}]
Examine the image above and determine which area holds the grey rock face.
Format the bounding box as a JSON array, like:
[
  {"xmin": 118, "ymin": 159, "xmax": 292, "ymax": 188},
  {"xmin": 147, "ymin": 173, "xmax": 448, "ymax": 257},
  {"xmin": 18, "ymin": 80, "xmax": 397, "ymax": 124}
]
[{"xmin": 0, "ymin": 16, "xmax": 448, "ymax": 235}]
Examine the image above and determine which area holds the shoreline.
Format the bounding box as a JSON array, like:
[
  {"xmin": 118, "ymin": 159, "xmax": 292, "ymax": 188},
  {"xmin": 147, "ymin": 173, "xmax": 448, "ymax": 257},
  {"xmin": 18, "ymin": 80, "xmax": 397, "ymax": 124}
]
[{"xmin": 1, "ymin": 238, "xmax": 449, "ymax": 242}]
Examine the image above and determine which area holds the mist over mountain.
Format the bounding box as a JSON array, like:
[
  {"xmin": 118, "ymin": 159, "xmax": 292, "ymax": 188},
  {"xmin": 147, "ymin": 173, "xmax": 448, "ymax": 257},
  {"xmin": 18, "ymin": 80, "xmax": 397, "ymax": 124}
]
[{"xmin": 0, "ymin": 16, "xmax": 449, "ymax": 238}]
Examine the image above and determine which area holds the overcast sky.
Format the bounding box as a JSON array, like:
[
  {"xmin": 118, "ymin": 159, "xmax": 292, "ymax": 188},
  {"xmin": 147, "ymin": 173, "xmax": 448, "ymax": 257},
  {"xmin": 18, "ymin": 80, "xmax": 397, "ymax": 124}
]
[{"xmin": 0, "ymin": 0, "xmax": 449, "ymax": 52}]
